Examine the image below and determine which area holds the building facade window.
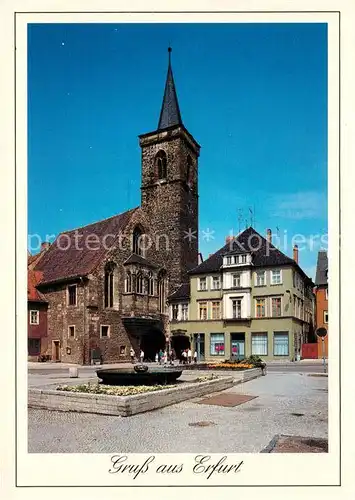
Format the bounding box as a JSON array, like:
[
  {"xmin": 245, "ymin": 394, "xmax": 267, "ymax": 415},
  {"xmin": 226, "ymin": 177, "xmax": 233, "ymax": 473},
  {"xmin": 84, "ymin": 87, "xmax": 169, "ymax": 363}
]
[
  {"xmin": 241, "ymin": 254, "xmax": 247, "ymax": 264},
  {"xmin": 210, "ymin": 333, "xmax": 225, "ymax": 356},
  {"xmin": 136, "ymin": 272, "xmax": 144, "ymax": 294},
  {"xmin": 232, "ymin": 273, "xmax": 241, "ymax": 288},
  {"xmin": 198, "ymin": 277, "xmax": 207, "ymax": 291},
  {"xmin": 155, "ymin": 150, "xmax": 167, "ymax": 180},
  {"xmin": 181, "ymin": 303, "xmax": 189, "ymax": 321},
  {"xmin": 100, "ymin": 325, "xmax": 110, "ymax": 338},
  {"xmin": 67, "ymin": 284, "xmax": 77, "ymax": 306},
  {"xmin": 273, "ymin": 332, "xmax": 289, "ymax": 356},
  {"xmin": 199, "ymin": 302, "xmax": 208, "ymax": 320},
  {"xmin": 325, "ymin": 288, "xmax": 328, "ymax": 300},
  {"xmin": 28, "ymin": 338, "xmax": 41, "ymax": 356},
  {"xmin": 172, "ymin": 304, "xmax": 179, "ymax": 320},
  {"xmin": 324, "ymin": 311, "xmax": 328, "ymax": 324},
  {"xmin": 295, "ymin": 297, "xmax": 299, "ymax": 318},
  {"xmin": 211, "ymin": 301, "xmax": 221, "ymax": 320},
  {"xmin": 211, "ymin": 276, "xmax": 221, "ymax": 290},
  {"xmin": 68, "ymin": 325, "xmax": 75, "ymax": 338},
  {"xmin": 255, "ymin": 271, "xmax": 265, "ymax": 286},
  {"xmin": 30, "ymin": 310, "xmax": 39, "ymax": 325},
  {"xmin": 226, "ymin": 256, "xmax": 232, "ymax": 265},
  {"xmin": 251, "ymin": 333, "xmax": 268, "ymax": 356},
  {"xmin": 232, "ymin": 298, "xmax": 242, "ymax": 319},
  {"xmin": 271, "ymin": 269, "xmax": 282, "ymax": 285},
  {"xmin": 271, "ymin": 297, "xmax": 282, "ymax": 317},
  {"xmin": 147, "ymin": 271, "xmax": 154, "ymax": 295},
  {"xmin": 255, "ymin": 298, "xmax": 266, "ymax": 318},
  {"xmin": 125, "ymin": 270, "xmax": 132, "ymax": 293},
  {"xmin": 104, "ymin": 262, "xmax": 115, "ymax": 308}
]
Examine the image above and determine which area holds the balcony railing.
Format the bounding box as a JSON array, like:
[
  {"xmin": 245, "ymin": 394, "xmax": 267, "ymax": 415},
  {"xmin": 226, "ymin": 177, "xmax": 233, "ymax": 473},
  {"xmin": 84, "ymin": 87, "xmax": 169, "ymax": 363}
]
[{"xmin": 223, "ymin": 315, "xmax": 251, "ymax": 321}]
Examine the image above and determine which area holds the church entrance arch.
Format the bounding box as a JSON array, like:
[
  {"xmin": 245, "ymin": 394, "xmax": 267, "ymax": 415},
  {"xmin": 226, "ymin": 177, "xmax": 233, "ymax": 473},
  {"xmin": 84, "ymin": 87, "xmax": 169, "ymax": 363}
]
[
  {"xmin": 140, "ymin": 328, "xmax": 166, "ymax": 362},
  {"xmin": 171, "ymin": 334, "xmax": 190, "ymax": 362}
]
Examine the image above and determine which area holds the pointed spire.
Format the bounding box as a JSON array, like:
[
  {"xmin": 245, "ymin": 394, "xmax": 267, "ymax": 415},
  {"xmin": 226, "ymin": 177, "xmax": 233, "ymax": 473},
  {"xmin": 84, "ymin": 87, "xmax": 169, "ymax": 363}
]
[{"xmin": 158, "ymin": 47, "xmax": 183, "ymax": 130}]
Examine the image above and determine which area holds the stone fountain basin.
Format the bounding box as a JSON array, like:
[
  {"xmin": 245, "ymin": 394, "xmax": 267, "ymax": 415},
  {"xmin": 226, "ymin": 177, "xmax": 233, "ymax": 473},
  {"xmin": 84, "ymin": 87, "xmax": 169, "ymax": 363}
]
[{"xmin": 96, "ymin": 367, "xmax": 183, "ymax": 386}]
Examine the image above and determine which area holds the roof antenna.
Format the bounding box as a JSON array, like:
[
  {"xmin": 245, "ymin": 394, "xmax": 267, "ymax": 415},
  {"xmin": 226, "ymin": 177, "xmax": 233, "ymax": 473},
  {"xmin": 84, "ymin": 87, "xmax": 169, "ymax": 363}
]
[{"xmin": 249, "ymin": 207, "xmax": 253, "ymax": 227}]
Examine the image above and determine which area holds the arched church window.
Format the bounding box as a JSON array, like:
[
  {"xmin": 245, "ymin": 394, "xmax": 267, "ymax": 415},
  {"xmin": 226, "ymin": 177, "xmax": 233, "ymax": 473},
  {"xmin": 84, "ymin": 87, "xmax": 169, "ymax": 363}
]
[
  {"xmin": 132, "ymin": 226, "xmax": 144, "ymax": 256},
  {"xmin": 125, "ymin": 270, "xmax": 132, "ymax": 293},
  {"xmin": 158, "ymin": 270, "xmax": 167, "ymax": 313},
  {"xmin": 186, "ymin": 154, "xmax": 193, "ymax": 184},
  {"xmin": 147, "ymin": 271, "xmax": 154, "ymax": 296},
  {"xmin": 155, "ymin": 150, "xmax": 167, "ymax": 180},
  {"xmin": 136, "ymin": 272, "xmax": 144, "ymax": 295},
  {"xmin": 104, "ymin": 262, "xmax": 115, "ymax": 308}
]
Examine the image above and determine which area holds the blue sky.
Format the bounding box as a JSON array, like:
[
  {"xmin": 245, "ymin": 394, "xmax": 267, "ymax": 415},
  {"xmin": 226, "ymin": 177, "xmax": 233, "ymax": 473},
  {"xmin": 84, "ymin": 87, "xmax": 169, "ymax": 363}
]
[{"xmin": 28, "ymin": 23, "xmax": 327, "ymax": 279}]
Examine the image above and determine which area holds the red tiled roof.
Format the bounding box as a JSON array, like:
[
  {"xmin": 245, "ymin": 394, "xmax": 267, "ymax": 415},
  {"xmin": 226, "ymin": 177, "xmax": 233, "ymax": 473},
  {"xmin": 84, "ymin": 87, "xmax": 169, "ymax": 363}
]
[
  {"xmin": 35, "ymin": 208, "xmax": 138, "ymax": 285},
  {"xmin": 28, "ymin": 244, "xmax": 50, "ymax": 269},
  {"xmin": 28, "ymin": 270, "xmax": 47, "ymax": 302},
  {"xmin": 28, "ymin": 253, "xmax": 39, "ymax": 267}
]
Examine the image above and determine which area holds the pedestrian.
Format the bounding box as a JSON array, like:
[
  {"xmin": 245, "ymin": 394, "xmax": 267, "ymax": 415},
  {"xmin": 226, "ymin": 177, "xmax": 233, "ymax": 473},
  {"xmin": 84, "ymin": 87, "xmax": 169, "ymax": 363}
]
[
  {"xmin": 155, "ymin": 352, "xmax": 159, "ymax": 364},
  {"xmin": 159, "ymin": 349, "xmax": 164, "ymax": 365},
  {"xmin": 130, "ymin": 347, "xmax": 135, "ymax": 362},
  {"xmin": 140, "ymin": 349, "xmax": 144, "ymax": 363},
  {"xmin": 187, "ymin": 347, "xmax": 192, "ymax": 364},
  {"xmin": 182, "ymin": 349, "xmax": 187, "ymax": 365},
  {"xmin": 163, "ymin": 350, "xmax": 167, "ymax": 365},
  {"xmin": 193, "ymin": 350, "xmax": 197, "ymax": 363}
]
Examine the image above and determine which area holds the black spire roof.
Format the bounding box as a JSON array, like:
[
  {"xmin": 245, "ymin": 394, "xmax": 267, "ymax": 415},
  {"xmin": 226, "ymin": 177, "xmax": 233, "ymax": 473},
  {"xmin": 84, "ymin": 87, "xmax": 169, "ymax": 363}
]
[
  {"xmin": 158, "ymin": 48, "xmax": 183, "ymax": 130},
  {"xmin": 315, "ymin": 251, "xmax": 328, "ymax": 286}
]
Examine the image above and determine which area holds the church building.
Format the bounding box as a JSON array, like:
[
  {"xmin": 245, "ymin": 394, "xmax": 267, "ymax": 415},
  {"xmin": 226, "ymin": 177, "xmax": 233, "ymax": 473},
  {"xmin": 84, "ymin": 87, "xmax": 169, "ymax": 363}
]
[{"xmin": 32, "ymin": 48, "xmax": 200, "ymax": 364}]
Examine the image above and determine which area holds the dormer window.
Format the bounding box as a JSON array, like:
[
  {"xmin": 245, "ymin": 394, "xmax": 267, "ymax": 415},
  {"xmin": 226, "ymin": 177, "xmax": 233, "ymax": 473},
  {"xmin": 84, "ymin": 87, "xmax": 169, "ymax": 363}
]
[
  {"xmin": 155, "ymin": 150, "xmax": 167, "ymax": 180},
  {"xmin": 223, "ymin": 253, "xmax": 251, "ymax": 267}
]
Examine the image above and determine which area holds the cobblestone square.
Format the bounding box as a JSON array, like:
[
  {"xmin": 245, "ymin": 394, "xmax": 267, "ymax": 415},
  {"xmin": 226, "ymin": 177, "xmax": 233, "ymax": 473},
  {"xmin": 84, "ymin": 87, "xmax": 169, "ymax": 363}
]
[{"xmin": 28, "ymin": 371, "xmax": 328, "ymax": 453}]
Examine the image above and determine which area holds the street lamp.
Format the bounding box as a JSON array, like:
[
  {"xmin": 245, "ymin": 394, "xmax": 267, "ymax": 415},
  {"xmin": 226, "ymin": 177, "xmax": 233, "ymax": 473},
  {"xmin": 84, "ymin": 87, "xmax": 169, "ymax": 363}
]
[{"xmin": 316, "ymin": 327, "xmax": 327, "ymax": 373}]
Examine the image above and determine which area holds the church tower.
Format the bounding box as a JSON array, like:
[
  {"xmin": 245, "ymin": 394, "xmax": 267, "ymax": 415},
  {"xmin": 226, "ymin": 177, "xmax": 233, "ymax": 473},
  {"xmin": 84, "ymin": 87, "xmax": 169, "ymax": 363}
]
[{"xmin": 139, "ymin": 48, "xmax": 200, "ymax": 293}]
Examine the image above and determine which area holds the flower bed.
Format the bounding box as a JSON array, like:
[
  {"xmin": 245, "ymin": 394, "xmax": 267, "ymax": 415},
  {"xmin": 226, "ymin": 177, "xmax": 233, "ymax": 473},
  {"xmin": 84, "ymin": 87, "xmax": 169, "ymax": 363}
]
[
  {"xmin": 208, "ymin": 362, "xmax": 254, "ymax": 370},
  {"xmin": 56, "ymin": 383, "xmax": 175, "ymax": 396},
  {"xmin": 30, "ymin": 376, "xmax": 235, "ymax": 417},
  {"xmin": 183, "ymin": 356, "xmax": 266, "ymax": 371}
]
